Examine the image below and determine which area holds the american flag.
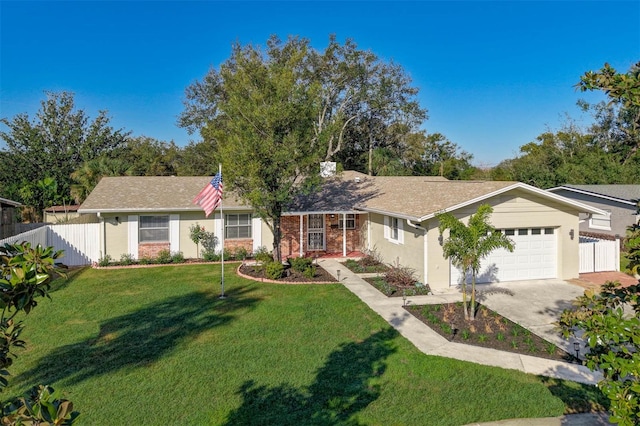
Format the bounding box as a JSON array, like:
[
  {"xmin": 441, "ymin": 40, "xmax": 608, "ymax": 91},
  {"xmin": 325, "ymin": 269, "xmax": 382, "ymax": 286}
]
[{"xmin": 193, "ymin": 172, "xmax": 223, "ymax": 217}]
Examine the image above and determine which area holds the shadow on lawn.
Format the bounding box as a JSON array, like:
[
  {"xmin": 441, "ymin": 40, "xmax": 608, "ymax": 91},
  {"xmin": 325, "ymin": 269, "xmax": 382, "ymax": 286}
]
[
  {"xmin": 225, "ymin": 327, "xmax": 398, "ymax": 426},
  {"xmin": 14, "ymin": 286, "xmax": 260, "ymax": 389}
]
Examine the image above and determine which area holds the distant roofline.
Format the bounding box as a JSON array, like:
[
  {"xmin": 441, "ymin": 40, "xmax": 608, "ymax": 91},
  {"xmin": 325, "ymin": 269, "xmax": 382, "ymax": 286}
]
[{"xmin": 547, "ymin": 185, "xmax": 638, "ymax": 206}]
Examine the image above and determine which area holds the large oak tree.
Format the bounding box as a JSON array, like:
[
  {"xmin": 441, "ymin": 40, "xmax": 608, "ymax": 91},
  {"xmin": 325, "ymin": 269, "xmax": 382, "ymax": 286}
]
[{"xmin": 179, "ymin": 35, "xmax": 428, "ymax": 259}]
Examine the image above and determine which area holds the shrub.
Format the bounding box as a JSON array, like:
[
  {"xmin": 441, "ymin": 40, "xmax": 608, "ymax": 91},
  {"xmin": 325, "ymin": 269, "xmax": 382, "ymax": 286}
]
[
  {"xmin": 265, "ymin": 261, "xmax": 285, "ymax": 280},
  {"xmin": 254, "ymin": 246, "xmax": 272, "ymax": 263},
  {"xmin": 119, "ymin": 253, "xmax": 135, "ymax": 266},
  {"xmin": 383, "ymin": 263, "xmax": 417, "ymax": 288},
  {"xmin": 200, "ymin": 231, "xmax": 218, "ymax": 254},
  {"xmin": 234, "ymin": 246, "xmax": 249, "ymax": 260},
  {"xmin": 290, "ymin": 256, "xmax": 313, "ymax": 272},
  {"xmin": 171, "ymin": 251, "xmax": 185, "ymax": 263},
  {"xmin": 156, "ymin": 249, "xmax": 172, "ymax": 264},
  {"xmin": 302, "ymin": 266, "xmax": 316, "ymax": 279},
  {"xmin": 203, "ymin": 250, "xmax": 220, "ymax": 262},
  {"xmin": 360, "ymin": 247, "xmax": 384, "ymax": 267},
  {"xmin": 98, "ymin": 254, "xmax": 113, "ymax": 267},
  {"xmin": 223, "ymin": 248, "xmax": 233, "ymax": 261},
  {"xmin": 139, "ymin": 257, "xmax": 152, "ymax": 265}
]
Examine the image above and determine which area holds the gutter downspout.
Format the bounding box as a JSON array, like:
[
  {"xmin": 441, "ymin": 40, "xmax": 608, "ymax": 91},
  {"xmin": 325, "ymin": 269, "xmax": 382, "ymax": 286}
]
[
  {"xmin": 406, "ymin": 219, "xmax": 428, "ymax": 286},
  {"xmin": 299, "ymin": 214, "xmax": 304, "ymax": 257},
  {"xmin": 342, "ymin": 213, "xmax": 347, "ymax": 257}
]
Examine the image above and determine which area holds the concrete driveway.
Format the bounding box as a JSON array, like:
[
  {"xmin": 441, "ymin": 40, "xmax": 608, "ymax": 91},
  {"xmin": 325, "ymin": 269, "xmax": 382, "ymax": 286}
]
[{"xmin": 473, "ymin": 279, "xmax": 586, "ymax": 353}]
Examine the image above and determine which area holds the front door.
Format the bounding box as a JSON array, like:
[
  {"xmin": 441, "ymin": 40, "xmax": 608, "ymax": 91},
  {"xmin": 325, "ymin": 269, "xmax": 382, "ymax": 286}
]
[{"xmin": 307, "ymin": 214, "xmax": 325, "ymax": 251}]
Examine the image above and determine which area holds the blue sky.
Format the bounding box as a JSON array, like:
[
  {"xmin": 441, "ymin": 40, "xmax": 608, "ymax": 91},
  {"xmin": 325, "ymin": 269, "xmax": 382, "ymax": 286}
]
[{"xmin": 1, "ymin": 1, "xmax": 639, "ymax": 166}]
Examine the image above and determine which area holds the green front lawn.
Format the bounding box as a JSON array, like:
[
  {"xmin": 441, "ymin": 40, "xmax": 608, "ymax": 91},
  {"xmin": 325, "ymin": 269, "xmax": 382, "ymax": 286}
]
[{"xmin": 6, "ymin": 265, "xmax": 604, "ymax": 424}]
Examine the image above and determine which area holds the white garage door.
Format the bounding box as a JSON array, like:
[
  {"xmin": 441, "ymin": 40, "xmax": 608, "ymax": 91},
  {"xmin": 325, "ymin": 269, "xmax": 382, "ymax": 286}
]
[{"xmin": 450, "ymin": 227, "xmax": 557, "ymax": 285}]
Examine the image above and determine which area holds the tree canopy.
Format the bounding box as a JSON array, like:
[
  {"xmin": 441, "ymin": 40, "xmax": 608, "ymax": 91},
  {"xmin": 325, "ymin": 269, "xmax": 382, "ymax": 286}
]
[
  {"xmin": 0, "ymin": 92, "xmax": 130, "ymax": 219},
  {"xmin": 178, "ymin": 35, "xmax": 432, "ymax": 259}
]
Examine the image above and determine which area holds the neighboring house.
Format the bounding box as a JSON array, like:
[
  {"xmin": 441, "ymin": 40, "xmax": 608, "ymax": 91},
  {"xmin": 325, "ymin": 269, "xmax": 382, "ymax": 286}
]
[
  {"xmin": 0, "ymin": 197, "xmax": 21, "ymax": 239},
  {"xmin": 78, "ymin": 172, "xmax": 605, "ymax": 291},
  {"xmin": 44, "ymin": 205, "xmax": 80, "ymax": 223},
  {"xmin": 547, "ymin": 185, "xmax": 640, "ymax": 237}
]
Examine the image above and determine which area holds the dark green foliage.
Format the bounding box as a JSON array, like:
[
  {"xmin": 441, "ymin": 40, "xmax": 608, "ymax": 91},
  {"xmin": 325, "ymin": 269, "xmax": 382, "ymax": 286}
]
[
  {"xmin": 156, "ymin": 249, "xmax": 172, "ymax": 264},
  {"xmin": 290, "ymin": 257, "xmax": 313, "ymax": 273},
  {"xmin": 119, "ymin": 253, "xmax": 134, "ymax": 266},
  {"xmin": 234, "ymin": 246, "xmax": 249, "ymax": 260},
  {"xmin": 0, "ymin": 242, "xmax": 78, "ymax": 423},
  {"xmin": 254, "ymin": 246, "xmax": 272, "ymax": 263},
  {"xmin": 171, "ymin": 251, "xmax": 185, "ymax": 263},
  {"xmin": 624, "ymin": 224, "xmax": 640, "ymax": 276},
  {"xmin": 265, "ymin": 261, "xmax": 285, "ymax": 280},
  {"xmin": 559, "ymin": 281, "xmax": 640, "ymax": 426},
  {"xmin": 0, "ymin": 92, "xmax": 130, "ymax": 218},
  {"xmin": 97, "ymin": 254, "xmax": 113, "ymax": 267},
  {"xmin": 302, "ymin": 266, "xmax": 316, "ymax": 279}
]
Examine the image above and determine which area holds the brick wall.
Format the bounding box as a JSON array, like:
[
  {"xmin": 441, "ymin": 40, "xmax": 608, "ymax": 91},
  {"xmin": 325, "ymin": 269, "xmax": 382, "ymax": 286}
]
[
  {"xmin": 138, "ymin": 242, "xmax": 170, "ymax": 259},
  {"xmin": 225, "ymin": 239, "xmax": 253, "ymax": 253},
  {"xmin": 279, "ymin": 214, "xmax": 363, "ymax": 258}
]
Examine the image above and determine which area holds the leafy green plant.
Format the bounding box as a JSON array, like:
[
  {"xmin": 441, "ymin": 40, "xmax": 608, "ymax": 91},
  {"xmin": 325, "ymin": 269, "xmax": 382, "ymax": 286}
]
[
  {"xmin": 171, "ymin": 251, "xmax": 185, "ymax": 263},
  {"xmin": 496, "ymin": 332, "xmax": 505, "ymax": 342},
  {"xmin": 290, "ymin": 257, "xmax": 313, "ymax": 272},
  {"xmin": 461, "ymin": 329, "xmax": 470, "ymax": 340},
  {"xmin": 559, "ymin": 281, "xmax": 640, "ymax": 426},
  {"xmin": 265, "ymin": 261, "xmax": 285, "ymax": 280},
  {"xmin": 0, "ymin": 242, "xmax": 79, "ymax": 424},
  {"xmin": 477, "ymin": 334, "xmax": 487, "ymax": 343},
  {"xmin": 234, "ymin": 246, "xmax": 249, "ymax": 261},
  {"xmin": 254, "ymin": 246, "xmax": 272, "ymax": 263},
  {"xmin": 138, "ymin": 257, "xmax": 152, "ymax": 265},
  {"xmin": 120, "ymin": 253, "xmax": 135, "ymax": 266},
  {"xmin": 203, "ymin": 251, "xmax": 220, "ymax": 262},
  {"xmin": 156, "ymin": 249, "xmax": 172, "ymax": 264},
  {"xmin": 98, "ymin": 254, "xmax": 113, "ymax": 267},
  {"xmin": 189, "ymin": 223, "xmax": 207, "ymax": 258},
  {"xmin": 302, "ymin": 266, "xmax": 316, "ymax": 279}
]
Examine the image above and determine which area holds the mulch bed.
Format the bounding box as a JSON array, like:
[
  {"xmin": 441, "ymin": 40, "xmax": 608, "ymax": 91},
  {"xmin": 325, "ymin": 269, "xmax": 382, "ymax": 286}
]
[
  {"xmin": 405, "ymin": 303, "xmax": 575, "ymax": 363},
  {"xmin": 238, "ymin": 264, "xmax": 337, "ymax": 283}
]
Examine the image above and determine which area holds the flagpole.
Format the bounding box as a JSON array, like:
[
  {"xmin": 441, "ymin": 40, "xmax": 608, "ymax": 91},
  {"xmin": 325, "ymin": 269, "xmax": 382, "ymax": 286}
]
[{"xmin": 219, "ymin": 163, "xmax": 226, "ymax": 299}]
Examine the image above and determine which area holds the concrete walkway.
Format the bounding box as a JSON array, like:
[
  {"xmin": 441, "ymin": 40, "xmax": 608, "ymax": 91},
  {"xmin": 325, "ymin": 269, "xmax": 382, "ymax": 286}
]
[
  {"xmin": 318, "ymin": 258, "xmax": 601, "ymax": 385},
  {"xmin": 318, "ymin": 258, "xmax": 610, "ymax": 424}
]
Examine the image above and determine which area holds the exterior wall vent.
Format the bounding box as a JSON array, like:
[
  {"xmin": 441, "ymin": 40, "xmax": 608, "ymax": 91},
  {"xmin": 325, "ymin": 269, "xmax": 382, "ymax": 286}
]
[{"xmin": 320, "ymin": 162, "xmax": 337, "ymax": 177}]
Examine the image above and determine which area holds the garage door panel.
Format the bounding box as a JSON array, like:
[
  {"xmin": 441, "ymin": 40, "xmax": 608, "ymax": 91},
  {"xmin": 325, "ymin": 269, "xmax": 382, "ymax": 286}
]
[{"xmin": 451, "ymin": 227, "xmax": 557, "ymax": 285}]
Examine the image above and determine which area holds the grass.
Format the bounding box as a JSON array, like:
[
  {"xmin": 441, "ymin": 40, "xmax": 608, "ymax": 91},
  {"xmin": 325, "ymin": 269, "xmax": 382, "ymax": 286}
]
[{"xmin": 4, "ymin": 265, "xmax": 606, "ymax": 425}]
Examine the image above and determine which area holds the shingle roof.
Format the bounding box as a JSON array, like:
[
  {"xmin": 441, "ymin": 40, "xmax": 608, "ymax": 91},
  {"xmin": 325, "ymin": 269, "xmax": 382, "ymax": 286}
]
[
  {"xmin": 559, "ymin": 185, "xmax": 640, "ymax": 203},
  {"xmin": 78, "ymin": 176, "xmax": 249, "ymax": 213},
  {"xmin": 78, "ymin": 172, "xmax": 604, "ymax": 219}
]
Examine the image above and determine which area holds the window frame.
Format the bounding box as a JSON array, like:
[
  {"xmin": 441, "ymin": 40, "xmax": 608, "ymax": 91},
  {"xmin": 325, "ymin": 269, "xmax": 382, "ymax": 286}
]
[
  {"xmin": 383, "ymin": 215, "xmax": 404, "ymax": 244},
  {"xmin": 139, "ymin": 215, "xmax": 170, "ymax": 243},
  {"xmin": 225, "ymin": 213, "xmax": 253, "ymax": 239},
  {"xmin": 337, "ymin": 214, "xmax": 356, "ymax": 230}
]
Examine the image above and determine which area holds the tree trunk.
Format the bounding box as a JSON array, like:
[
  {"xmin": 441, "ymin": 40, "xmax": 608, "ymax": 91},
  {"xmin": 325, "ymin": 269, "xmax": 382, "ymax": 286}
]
[
  {"xmin": 272, "ymin": 216, "xmax": 282, "ymax": 262},
  {"xmin": 470, "ymin": 273, "xmax": 477, "ymax": 321},
  {"xmin": 461, "ymin": 270, "xmax": 469, "ymax": 320}
]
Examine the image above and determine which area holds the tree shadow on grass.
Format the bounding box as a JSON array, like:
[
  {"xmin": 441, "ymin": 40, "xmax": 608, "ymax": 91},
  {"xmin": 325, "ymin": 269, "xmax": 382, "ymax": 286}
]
[
  {"xmin": 225, "ymin": 327, "xmax": 398, "ymax": 426},
  {"xmin": 14, "ymin": 286, "xmax": 261, "ymax": 389},
  {"xmin": 539, "ymin": 374, "xmax": 609, "ymax": 414}
]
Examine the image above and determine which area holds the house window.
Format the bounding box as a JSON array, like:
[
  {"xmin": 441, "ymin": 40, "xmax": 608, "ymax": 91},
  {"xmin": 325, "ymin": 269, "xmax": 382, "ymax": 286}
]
[
  {"xmin": 338, "ymin": 214, "xmax": 356, "ymax": 230},
  {"xmin": 139, "ymin": 215, "xmax": 169, "ymax": 242},
  {"xmin": 589, "ymin": 210, "xmax": 611, "ymax": 231},
  {"xmin": 225, "ymin": 214, "xmax": 252, "ymax": 239},
  {"xmin": 308, "ymin": 214, "xmax": 325, "ymax": 250},
  {"xmin": 384, "ymin": 216, "xmax": 404, "ymax": 244}
]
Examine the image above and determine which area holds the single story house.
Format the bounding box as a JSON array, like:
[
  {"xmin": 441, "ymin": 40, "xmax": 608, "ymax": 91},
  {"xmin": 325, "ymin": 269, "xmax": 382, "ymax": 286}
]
[
  {"xmin": 44, "ymin": 205, "xmax": 80, "ymax": 223},
  {"xmin": 78, "ymin": 171, "xmax": 605, "ymax": 291},
  {"xmin": 0, "ymin": 197, "xmax": 21, "ymax": 240},
  {"xmin": 547, "ymin": 185, "xmax": 640, "ymax": 237}
]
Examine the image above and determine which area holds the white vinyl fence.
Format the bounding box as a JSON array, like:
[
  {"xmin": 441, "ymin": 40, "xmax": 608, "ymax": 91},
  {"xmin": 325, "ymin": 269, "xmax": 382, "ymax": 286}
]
[
  {"xmin": 0, "ymin": 223, "xmax": 100, "ymax": 266},
  {"xmin": 579, "ymin": 236, "xmax": 620, "ymax": 273}
]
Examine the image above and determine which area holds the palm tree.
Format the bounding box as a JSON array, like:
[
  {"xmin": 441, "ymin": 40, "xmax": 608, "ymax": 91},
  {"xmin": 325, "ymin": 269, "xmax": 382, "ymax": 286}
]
[
  {"xmin": 70, "ymin": 157, "xmax": 131, "ymax": 203},
  {"xmin": 436, "ymin": 204, "xmax": 514, "ymax": 320}
]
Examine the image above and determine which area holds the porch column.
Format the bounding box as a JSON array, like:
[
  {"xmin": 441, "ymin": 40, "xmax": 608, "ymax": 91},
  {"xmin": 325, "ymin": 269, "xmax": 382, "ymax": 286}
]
[
  {"xmin": 342, "ymin": 213, "xmax": 347, "ymax": 257},
  {"xmin": 299, "ymin": 214, "xmax": 304, "ymax": 257}
]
